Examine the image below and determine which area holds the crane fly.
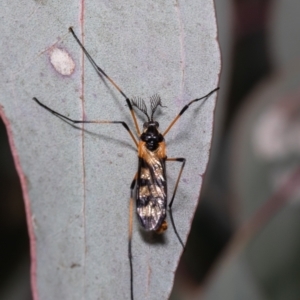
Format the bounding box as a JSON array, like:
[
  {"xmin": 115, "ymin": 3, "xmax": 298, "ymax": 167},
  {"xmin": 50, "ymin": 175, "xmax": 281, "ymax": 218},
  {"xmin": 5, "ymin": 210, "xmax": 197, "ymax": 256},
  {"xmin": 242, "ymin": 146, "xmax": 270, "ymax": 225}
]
[{"xmin": 33, "ymin": 27, "xmax": 219, "ymax": 300}]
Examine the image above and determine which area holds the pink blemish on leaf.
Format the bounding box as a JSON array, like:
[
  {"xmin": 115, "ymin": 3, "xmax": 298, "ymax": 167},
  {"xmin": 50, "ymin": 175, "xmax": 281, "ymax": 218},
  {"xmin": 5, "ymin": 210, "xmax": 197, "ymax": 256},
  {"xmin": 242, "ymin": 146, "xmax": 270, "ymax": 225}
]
[{"xmin": 49, "ymin": 47, "xmax": 75, "ymax": 76}]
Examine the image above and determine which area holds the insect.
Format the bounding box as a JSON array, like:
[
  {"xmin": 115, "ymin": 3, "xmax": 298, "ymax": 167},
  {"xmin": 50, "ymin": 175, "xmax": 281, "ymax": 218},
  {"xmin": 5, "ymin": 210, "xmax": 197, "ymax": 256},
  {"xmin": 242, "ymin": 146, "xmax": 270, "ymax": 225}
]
[{"xmin": 33, "ymin": 27, "xmax": 219, "ymax": 300}]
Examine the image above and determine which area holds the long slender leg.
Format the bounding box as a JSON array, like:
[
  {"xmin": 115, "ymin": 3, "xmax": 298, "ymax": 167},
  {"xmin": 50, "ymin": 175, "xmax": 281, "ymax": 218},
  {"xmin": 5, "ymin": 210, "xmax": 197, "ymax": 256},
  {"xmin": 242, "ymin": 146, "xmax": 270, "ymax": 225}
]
[
  {"xmin": 69, "ymin": 27, "xmax": 141, "ymax": 136},
  {"xmin": 128, "ymin": 173, "xmax": 137, "ymax": 300},
  {"xmin": 166, "ymin": 157, "xmax": 186, "ymax": 249},
  {"xmin": 33, "ymin": 97, "xmax": 138, "ymax": 148},
  {"xmin": 163, "ymin": 87, "xmax": 219, "ymax": 137}
]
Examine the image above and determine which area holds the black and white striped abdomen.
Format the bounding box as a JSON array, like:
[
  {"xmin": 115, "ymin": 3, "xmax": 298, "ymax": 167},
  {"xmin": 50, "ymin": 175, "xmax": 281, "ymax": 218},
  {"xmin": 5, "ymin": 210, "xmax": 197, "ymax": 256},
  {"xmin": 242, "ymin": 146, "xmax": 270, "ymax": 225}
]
[{"xmin": 136, "ymin": 155, "xmax": 167, "ymax": 231}]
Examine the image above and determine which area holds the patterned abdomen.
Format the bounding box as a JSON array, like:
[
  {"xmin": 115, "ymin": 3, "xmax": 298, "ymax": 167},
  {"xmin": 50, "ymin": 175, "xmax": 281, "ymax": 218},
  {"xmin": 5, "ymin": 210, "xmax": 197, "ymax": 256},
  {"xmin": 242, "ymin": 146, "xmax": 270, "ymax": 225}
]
[{"xmin": 136, "ymin": 147, "xmax": 167, "ymax": 231}]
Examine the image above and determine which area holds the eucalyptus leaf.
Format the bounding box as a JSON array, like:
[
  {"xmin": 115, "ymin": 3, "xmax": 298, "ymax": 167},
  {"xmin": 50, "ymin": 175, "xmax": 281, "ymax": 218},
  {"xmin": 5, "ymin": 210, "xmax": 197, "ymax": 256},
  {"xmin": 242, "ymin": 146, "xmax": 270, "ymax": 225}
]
[{"xmin": 0, "ymin": 1, "xmax": 220, "ymax": 299}]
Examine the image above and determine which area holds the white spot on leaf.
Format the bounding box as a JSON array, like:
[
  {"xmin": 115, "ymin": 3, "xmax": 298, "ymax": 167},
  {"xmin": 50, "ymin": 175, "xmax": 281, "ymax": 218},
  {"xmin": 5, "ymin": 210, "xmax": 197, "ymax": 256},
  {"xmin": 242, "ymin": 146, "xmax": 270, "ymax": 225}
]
[{"xmin": 50, "ymin": 48, "xmax": 75, "ymax": 76}]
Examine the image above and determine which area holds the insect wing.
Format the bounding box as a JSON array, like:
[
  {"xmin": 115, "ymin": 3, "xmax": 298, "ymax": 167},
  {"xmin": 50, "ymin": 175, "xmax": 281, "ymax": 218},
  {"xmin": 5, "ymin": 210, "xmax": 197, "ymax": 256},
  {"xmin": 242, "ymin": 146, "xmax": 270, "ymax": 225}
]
[{"xmin": 136, "ymin": 156, "xmax": 167, "ymax": 231}]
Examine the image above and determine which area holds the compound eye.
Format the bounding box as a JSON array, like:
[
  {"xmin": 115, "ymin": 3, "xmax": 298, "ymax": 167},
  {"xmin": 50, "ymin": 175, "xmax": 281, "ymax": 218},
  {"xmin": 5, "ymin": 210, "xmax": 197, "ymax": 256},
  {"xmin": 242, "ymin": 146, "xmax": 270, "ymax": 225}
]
[
  {"xmin": 143, "ymin": 122, "xmax": 149, "ymax": 129},
  {"xmin": 155, "ymin": 121, "xmax": 159, "ymax": 127}
]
